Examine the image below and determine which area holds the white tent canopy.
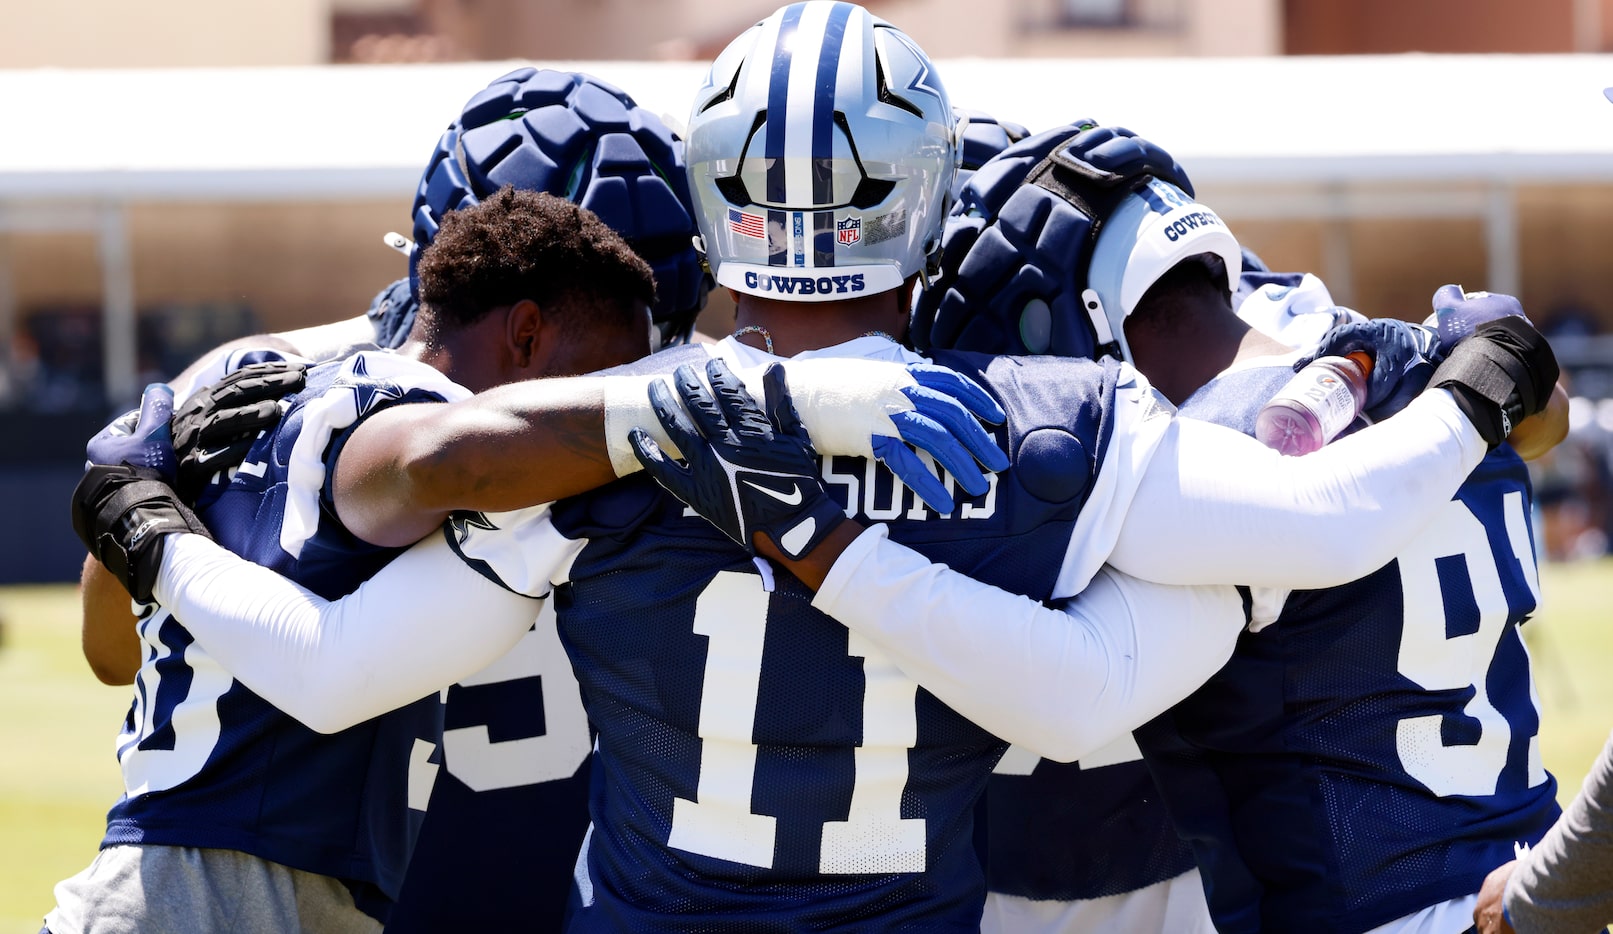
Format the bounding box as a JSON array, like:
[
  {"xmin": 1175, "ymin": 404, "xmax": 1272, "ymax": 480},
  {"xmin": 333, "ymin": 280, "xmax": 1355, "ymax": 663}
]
[
  {"xmin": 1, "ymin": 53, "xmax": 1610, "ymax": 402},
  {"xmin": 2, "ymin": 53, "xmax": 1612, "ymax": 200}
]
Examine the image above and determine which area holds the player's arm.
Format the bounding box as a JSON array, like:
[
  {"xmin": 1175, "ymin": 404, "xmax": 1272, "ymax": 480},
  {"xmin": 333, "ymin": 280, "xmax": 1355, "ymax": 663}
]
[
  {"xmin": 80, "ymin": 557, "xmax": 141, "ymax": 684},
  {"xmin": 633, "ymin": 359, "xmax": 1248, "ymax": 761},
  {"xmin": 73, "ymin": 447, "xmax": 569, "ymax": 732},
  {"xmin": 76, "ymin": 312, "xmax": 365, "ymax": 682},
  {"xmin": 1509, "ymin": 380, "xmax": 1569, "ymax": 461},
  {"xmin": 166, "ymin": 315, "xmax": 372, "ymax": 400},
  {"xmin": 778, "ymin": 525, "xmax": 1246, "ymax": 761},
  {"xmin": 147, "ymin": 530, "xmax": 545, "ymax": 733},
  {"xmin": 79, "ymin": 363, "xmax": 310, "ymax": 685},
  {"xmin": 330, "ymin": 376, "xmax": 626, "ymax": 547},
  {"xmin": 1107, "ymin": 316, "xmax": 1559, "ymax": 589},
  {"xmin": 332, "ymin": 359, "xmax": 1009, "ymax": 547}
]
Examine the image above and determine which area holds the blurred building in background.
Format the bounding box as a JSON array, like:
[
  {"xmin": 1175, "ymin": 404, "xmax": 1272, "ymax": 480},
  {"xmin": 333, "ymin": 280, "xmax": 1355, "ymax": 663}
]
[{"xmin": 3, "ymin": 0, "xmax": 1613, "ymax": 580}]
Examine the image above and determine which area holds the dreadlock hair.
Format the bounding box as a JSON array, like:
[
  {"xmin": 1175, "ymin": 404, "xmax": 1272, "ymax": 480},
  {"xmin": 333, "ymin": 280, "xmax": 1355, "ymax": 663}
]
[{"xmin": 415, "ymin": 186, "xmax": 657, "ymax": 347}]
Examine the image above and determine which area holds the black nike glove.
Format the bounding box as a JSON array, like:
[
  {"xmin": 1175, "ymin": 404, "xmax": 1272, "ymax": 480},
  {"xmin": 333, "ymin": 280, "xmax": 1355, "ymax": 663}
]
[
  {"xmin": 1429, "ymin": 316, "xmax": 1559, "ymax": 447},
  {"xmin": 171, "ymin": 360, "xmax": 307, "ymax": 503},
  {"xmin": 630, "ymin": 359, "xmax": 846, "ymax": 560},
  {"xmin": 85, "ymin": 360, "xmax": 306, "ymax": 506},
  {"xmin": 71, "ymin": 464, "xmax": 212, "ymax": 604}
]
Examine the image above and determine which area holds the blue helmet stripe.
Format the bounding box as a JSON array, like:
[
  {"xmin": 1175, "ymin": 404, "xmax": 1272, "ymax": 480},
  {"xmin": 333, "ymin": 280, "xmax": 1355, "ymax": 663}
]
[
  {"xmin": 769, "ymin": 209, "xmax": 788, "ymax": 266},
  {"xmin": 814, "ymin": 211, "xmax": 835, "ymax": 267},
  {"xmin": 765, "ymin": 3, "xmax": 804, "ymax": 208},
  {"xmin": 811, "ymin": 2, "xmax": 853, "ymax": 267}
]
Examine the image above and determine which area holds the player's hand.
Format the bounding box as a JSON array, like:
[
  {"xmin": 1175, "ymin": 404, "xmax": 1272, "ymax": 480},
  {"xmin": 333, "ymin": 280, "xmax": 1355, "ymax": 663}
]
[
  {"xmin": 773, "ymin": 358, "xmax": 1009, "ymax": 514},
  {"xmin": 170, "ymin": 360, "xmax": 307, "ymax": 503},
  {"xmin": 87, "ymin": 383, "xmax": 180, "ymax": 480},
  {"xmin": 1430, "ymin": 283, "xmax": 1530, "ymax": 345},
  {"xmin": 1430, "ymin": 316, "xmax": 1559, "ymax": 447},
  {"xmin": 631, "ymin": 359, "xmax": 847, "ymax": 560},
  {"xmin": 1473, "ymin": 860, "xmax": 1518, "ymax": 934},
  {"xmin": 1057, "ymin": 123, "xmax": 1196, "ymax": 196},
  {"xmin": 1304, "ymin": 319, "xmax": 1439, "ymax": 421},
  {"xmin": 1426, "ymin": 285, "xmax": 1567, "ymax": 459},
  {"xmin": 70, "ymin": 464, "xmax": 212, "ymax": 605}
]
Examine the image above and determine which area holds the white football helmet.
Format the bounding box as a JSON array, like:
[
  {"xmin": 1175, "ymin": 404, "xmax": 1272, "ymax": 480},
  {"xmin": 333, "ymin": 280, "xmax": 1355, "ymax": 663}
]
[
  {"xmin": 1084, "ymin": 177, "xmax": 1242, "ymax": 361},
  {"xmin": 685, "ymin": 1, "xmax": 959, "ymax": 302}
]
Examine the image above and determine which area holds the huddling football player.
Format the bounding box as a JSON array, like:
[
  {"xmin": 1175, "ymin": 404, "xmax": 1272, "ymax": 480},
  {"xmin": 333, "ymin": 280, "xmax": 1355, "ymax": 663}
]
[
  {"xmin": 904, "ymin": 121, "xmax": 1568, "ymax": 934},
  {"xmin": 49, "ymin": 188, "xmax": 660, "ymax": 934},
  {"xmin": 69, "ymin": 3, "xmax": 1564, "ymax": 931},
  {"xmin": 70, "ymin": 68, "xmax": 716, "ymax": 933}
]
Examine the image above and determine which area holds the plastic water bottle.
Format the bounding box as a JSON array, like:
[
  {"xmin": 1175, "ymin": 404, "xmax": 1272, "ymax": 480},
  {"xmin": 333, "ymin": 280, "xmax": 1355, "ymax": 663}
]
[{"xmin": 1255, "ymin": 352, "xmax": 1373, "ymax": 456}]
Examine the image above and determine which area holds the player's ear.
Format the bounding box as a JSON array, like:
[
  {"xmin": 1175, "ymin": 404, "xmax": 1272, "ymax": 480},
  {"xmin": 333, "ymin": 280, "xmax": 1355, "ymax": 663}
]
[{"xmin": 506, "ymin": 298, "xmax": 544, "ymax": 370}]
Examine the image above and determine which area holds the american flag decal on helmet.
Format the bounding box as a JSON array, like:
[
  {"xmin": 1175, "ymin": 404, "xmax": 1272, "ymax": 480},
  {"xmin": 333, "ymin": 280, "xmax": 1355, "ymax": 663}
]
[
  {"xmin": 729, "ymin": 208, "xmax": 766, "ymax": 239},
  {"xmin": 837, "ymin": 216, "xmax": 862, "ymax": 245}
]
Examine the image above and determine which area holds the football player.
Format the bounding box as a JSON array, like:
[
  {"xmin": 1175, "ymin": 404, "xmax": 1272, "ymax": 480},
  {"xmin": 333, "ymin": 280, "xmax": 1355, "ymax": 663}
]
[
  {"xmin": 74, "ymin": 68, "xmax": 714, "ymax": 933},
  {"xmin": 380, "ymin": 68, "xmax": 709, "ymax": 934},
  {"xmin": 76, "ymin": 4, "xmax": 1560, "ymax": 930},
  {"xmin": 917, "ymin": 122, "xmax": 1568, "ymax": 934},
  {"xmin": 50, "ymin": 190, "xmax": 658, "ymax": 934}
]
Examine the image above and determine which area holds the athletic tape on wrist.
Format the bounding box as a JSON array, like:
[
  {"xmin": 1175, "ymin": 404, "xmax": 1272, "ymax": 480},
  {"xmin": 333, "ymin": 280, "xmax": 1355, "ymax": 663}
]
[{"xmin": 603, "ymin": 375, "xmax": 682, "ymax": 477}]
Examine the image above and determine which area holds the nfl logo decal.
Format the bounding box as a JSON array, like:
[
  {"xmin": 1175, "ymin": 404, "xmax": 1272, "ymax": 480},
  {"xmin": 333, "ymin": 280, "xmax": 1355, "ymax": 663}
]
[{"xmin": 837, "ymin": 216, "xmax": 862, "ymax": 245}]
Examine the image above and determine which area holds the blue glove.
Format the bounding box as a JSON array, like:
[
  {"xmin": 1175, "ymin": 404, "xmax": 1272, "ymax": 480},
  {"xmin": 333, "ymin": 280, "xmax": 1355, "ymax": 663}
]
[
  {"xmin": 775, "ymin": 359, "xmax": 1008, "ymax": 515},
  {"xmin": 631, "ymin": 359, "xmax": 847, "ymax": 560},
  {"xmin": 87, "ymin": 384, "xmax": 178, "ymax": 481},
  {"xmin": 1430, "ymin": 283, "xmax": 1530, "ymax": 345},
  {"xmin": 878, "ymin": 364, "xmax": 1009, "ymax": 511},
  {"xmin": 1303, "ymin": 318, "xmax": 1440, "ymax": 421}
]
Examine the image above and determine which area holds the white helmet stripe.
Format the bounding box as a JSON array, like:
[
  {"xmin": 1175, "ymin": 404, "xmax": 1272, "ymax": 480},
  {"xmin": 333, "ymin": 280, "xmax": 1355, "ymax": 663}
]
[{"xmin": 783, "ymin": 3, "xmax": 831, "ymax": 211}]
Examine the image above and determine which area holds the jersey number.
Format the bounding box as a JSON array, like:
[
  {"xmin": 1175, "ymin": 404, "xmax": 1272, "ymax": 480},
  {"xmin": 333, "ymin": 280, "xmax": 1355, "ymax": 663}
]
[
  {"xmin": 667, "ymin": 571, "xmax": 927, "ymax": 873},
  {"xmin": 1396, "ymin": 492, "xmax": 1547, "ymax": 797},
  {"xmin": 441, "ymin": 599, "xmax": 592, "ymax": 791},
  {"xmin": 119, "ymin": 611, "xmax": 235, "ymax": 795}
]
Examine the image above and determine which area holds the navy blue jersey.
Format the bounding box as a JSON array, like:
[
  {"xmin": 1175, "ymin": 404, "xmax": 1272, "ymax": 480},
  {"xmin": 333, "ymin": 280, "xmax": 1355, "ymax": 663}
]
[
  {"xmin": 448, "ymin": 340, "xmax": 1142, "ymax": 931},
  {"xmin": 1135, "ymin": 360, "xmax": 1560, "ymax": 934},
  {"xmin": 981, "ymin": 744, "xmax": 1194, "ymax": 902},
  {"xmin": 108, "ymin": 351, "xmax": 463, "ymax": 922},
  {"xmin": 387, "ymin": 601, "xmax": 593, "ymax": 933}
]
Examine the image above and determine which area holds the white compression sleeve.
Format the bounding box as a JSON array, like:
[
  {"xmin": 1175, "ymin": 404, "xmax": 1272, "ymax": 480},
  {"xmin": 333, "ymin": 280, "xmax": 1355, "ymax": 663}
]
[
  {"xmin": 154, "ymin": 531, "xmax": 542, "ymax": 733},
  {"xmin": 1108, "ymin": 388, "xmax": 1487, "ymax": 589},
  {"xmin": 812, "ymin": 525, "xmax": 1246, "ymax": 762}
]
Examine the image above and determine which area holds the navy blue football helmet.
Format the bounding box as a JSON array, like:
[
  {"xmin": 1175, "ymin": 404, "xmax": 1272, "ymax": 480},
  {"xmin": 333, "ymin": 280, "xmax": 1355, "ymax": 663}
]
[
  {"xmin": 952, "ymin": 110, "xmax": 1030, "ymax": 201},
  {"xmin": 400, "ymin": 67, "xmax": 709, "ymax": 347},
  {"xmin": 914, "ymin": 121, "xmax": 1237, "ymax": 363}
]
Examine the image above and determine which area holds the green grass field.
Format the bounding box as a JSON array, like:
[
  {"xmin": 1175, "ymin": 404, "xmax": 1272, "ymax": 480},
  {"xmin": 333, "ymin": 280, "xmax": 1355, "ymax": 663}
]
[{"xmin": 0, "ymin": 562, "xmax": 1609, "ymax": 933}]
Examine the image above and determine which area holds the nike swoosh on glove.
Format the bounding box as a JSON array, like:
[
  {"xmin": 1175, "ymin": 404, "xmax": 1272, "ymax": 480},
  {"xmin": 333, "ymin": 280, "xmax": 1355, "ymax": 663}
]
[
  {"xmin": 773, "ymin": 358, "xmax": 1009, "ymax": 514},
  {"xmin": 170, "ymin": 360, "xmax": 307, "ymax": 503},
  {"xmin": 630, "ymin": 359, "xmax": 847, "ymax": 560}
]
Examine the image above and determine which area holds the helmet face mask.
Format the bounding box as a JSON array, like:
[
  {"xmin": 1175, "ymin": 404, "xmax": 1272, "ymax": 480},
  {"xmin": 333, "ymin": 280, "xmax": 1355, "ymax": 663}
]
[{"xmin": 686, "ymin": 1, "xmax": 958, "ymax": 303}]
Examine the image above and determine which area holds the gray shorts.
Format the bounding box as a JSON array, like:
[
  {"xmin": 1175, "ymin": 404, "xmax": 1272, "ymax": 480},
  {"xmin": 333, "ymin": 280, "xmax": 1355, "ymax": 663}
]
[{"xmin": 44, "ymin": 844, "xmax": 382, "ymax": 934}]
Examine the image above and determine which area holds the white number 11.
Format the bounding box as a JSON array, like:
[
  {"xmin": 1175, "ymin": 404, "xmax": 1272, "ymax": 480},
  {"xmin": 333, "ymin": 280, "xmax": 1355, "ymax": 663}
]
[{"xmin": 668, "ymin": 571, "xmax": 927, "ymax": 873}]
